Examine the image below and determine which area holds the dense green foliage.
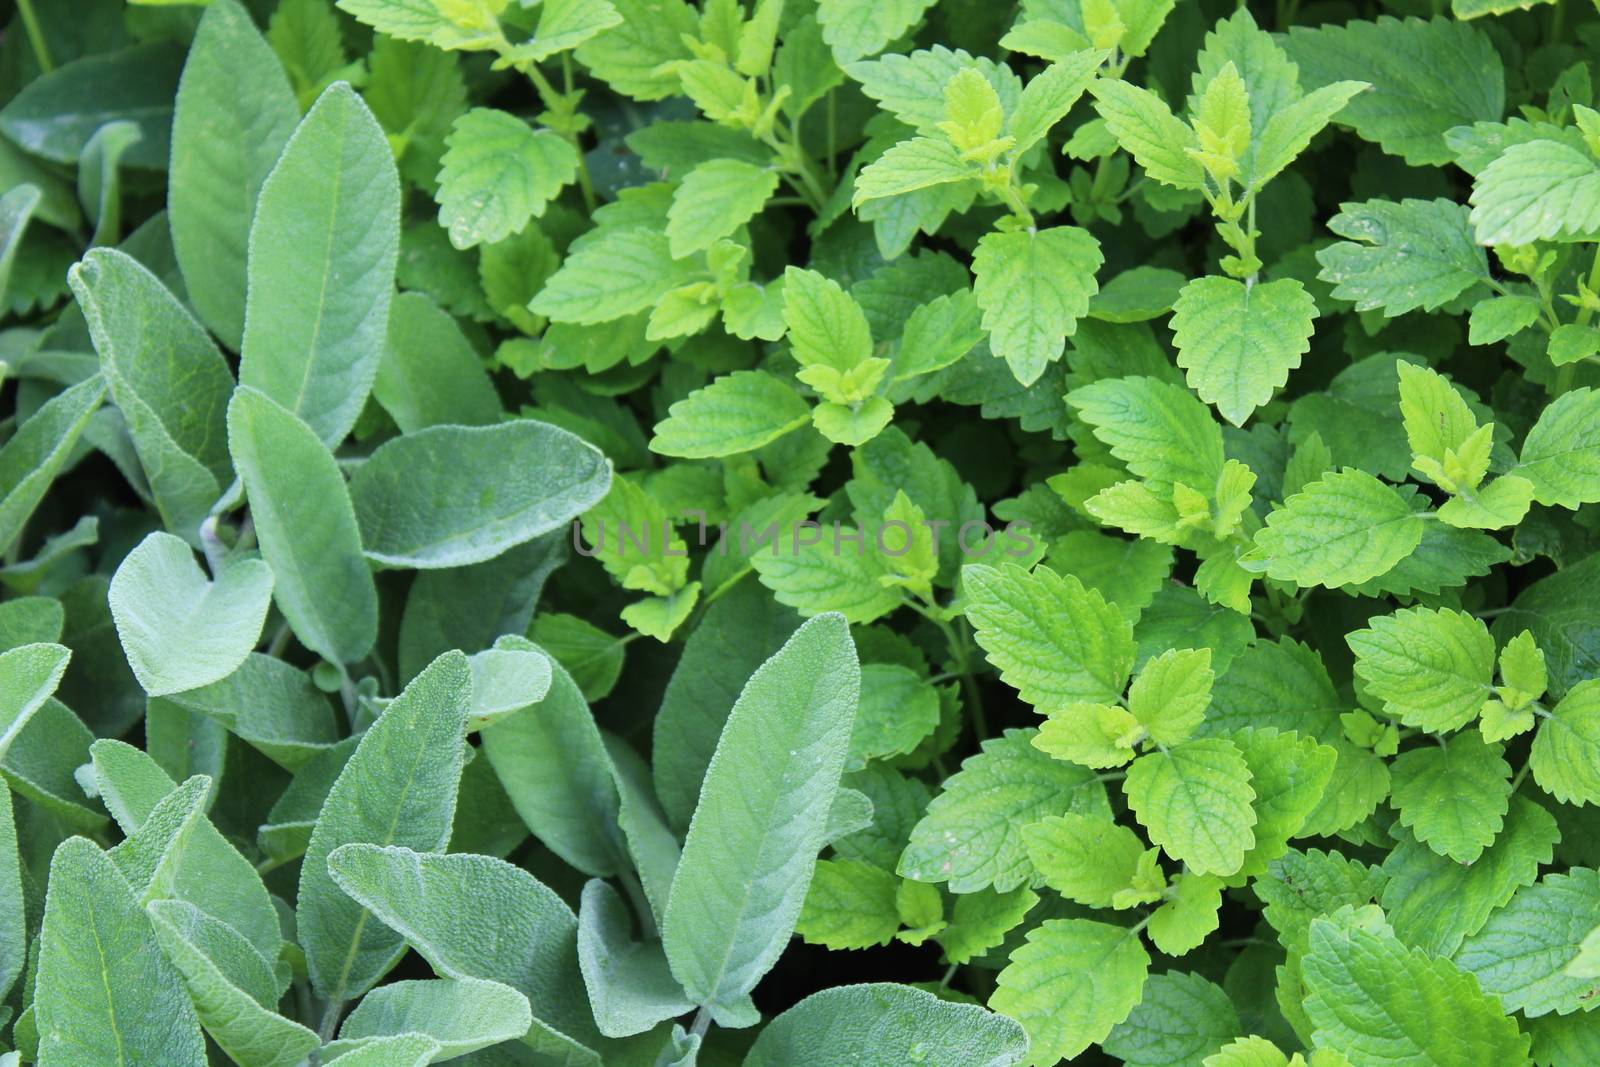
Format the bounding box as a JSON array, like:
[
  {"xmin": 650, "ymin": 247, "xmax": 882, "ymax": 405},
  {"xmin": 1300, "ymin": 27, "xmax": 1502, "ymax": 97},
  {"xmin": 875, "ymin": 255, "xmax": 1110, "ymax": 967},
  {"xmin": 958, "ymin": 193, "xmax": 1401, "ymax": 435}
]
[{"xmin": 1, "ymin": 0, "xmax": 1600, "ymax": 1063}]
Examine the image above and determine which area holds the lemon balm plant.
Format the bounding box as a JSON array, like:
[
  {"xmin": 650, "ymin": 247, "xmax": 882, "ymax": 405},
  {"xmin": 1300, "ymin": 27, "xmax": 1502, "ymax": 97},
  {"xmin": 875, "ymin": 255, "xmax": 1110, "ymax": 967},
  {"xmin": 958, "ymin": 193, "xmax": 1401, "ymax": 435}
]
[{"xmin": 0, "ymin": 0, "xmax": 1598, "ymax": 1063}]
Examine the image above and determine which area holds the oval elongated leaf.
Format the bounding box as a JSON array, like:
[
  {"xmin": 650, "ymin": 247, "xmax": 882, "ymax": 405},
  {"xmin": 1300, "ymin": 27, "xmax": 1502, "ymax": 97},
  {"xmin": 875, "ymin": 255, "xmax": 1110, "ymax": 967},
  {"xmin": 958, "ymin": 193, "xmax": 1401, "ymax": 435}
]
[
  {"xmin": 0, "ymin": 43, "xmax": 183, "ymax": 167},
  {"xmin": 88, "ymin": 739, "xmax": 282, "ymax": 962},
  {"xmin": 240, "ymin": 81, "xmax": 400, "ymax": 447},
  {"xmin": 0, "ymin": 376, "xmax": 107, "ymax": 557},
  {"xmin": 577, "ymin": 878, "xmax": 695, "ymax": 1038},
  {"xmin": 481, "ymin": 638, "xmax": 625, "ymax": 876},
  {"xmin": 652, "ymin": 579, "xmax": 800, "ymax": 833},
  {"xmin": 108, "ymin": 531, "xmax": 273, "ymax": 696},
  {"xmin": 163, "ymin": 653, "xmax": 340, "ymax": 771},
  {"xmin": 0, "ymin": 642, "xmax": 71, "ymax": 761},
  {"xmin": 661, "ymin": 613, "xmax": 860, "ymax": 1020},
  {"xmin": 325, "ymin": 844, "xmax": 602, "ymax": 1058},
  {"xmin": 467, "ymin": 643, "xmax": 553, "ymax": 728},
  {"xmin": 69, "ymin": 248, "xmax": 236, "ymax": 542},
  {"xmin": 745, "ymin": 983, "xmax": 1028, "ymax": 1067},
  {"xmin": 147, "ymin": 899, "xmax": 320, "ymax": 1067},
  {"xmin": 373, "ymin": 292, "xmax": 503, "ymax": 434},
  {"xmin": 228, "ymin": 386, "xmax": 378, "ymax": 665},
  {"xmin": 350, "ymin": 420, "xmax": 610, "ymax": 569},
  {"xmin": 34, "ymin": 837, "xmax": 207, "ymax": 1066},
  {"xmin": 298, "ymin": 651, "xmax": 471, "ymax": 1002},
  {"xmin": 169, "ymin": 0, "xmax": 300, "ymax": 348},
  {"xmin": 330, "ymin": 977, "xmax": 533, "ymax": 1060},
  {"xmin": 0, "ymin": 786, "xmax": 21, "ymax": 1002},
  {"xmin": 320, "ymin": 1034, "xmax": 441, "ymax": 1066}
]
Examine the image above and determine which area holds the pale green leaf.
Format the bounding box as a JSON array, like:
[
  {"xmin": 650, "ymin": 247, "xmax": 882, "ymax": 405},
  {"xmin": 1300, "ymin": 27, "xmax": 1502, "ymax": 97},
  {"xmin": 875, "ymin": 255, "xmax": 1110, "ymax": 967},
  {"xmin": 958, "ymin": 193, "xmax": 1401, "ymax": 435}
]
[
  {"xmin": 1128, "ymin": 647, "xmax": 1213, "ymax": 746},
  {"xmin": 530, "ymin": 227, "xmax": 697, "ymax": 325},
  {"xmin": 1008, "ymin": 51, "xmax": 1104, "ymax": 155},
  {"xmin": 34, "ymin": 837, "xmax": 206, "ymax": 1067},
  {"xmin": 1088, "ymin": 77, "xmax": 1205, "ymax": 189},
  {"xmin": 326, "ymin": 844, "xmax": 600, "ymax": 1055},
  {"xmin": 1516, "ymin": 388, "xmax": 1600, "ymax": 509},
  {"xmin": 228, "ymin": 387, "xmax": 377, "ymax": 664},
  {"xmin": 1125, "ymin": 737, "xmax": 1257, "ymax": 876},
  {"xmin": 350, "ymin": 420, "xmax": 610, "ymax": 569},
  {"xmin": 750, "ymin": 526, "xmax": 903, "ymax": 624},
  {"xmin": 170, "ymin": 0, "xmax": 299, "ymax": 348},
  {"xmin": 853, "ymin": 136, "xmax": 976, "ymax": 206},
  {"xmin": 1470, "ymin": 139, "xmax": 1600, "ymax": 246},
  {"xmin": 661, "ymin": 613, "xmax": 860, "ymax": 1019},
  {"xmin": 1021, "ymin": 813, "xmax": 1150, "ymax": 908},
  {"xmin": 795, "ymin": 858, "xmax": 901, "ymax": 949},
  {"xmin": 108, "ymin": 532, "xmax": 272, "ymax": 697},
  {"xmin": 240, "ymin": 82, "xmax": 399, "ymax": 447},
  {"xmin": 745, "ymin": 983, "xmax": 1028, "ymax": 1067},
  {"xmin": 573, "ymin": 0, "xmax": 698, "ymax": 101},
  {"xmin": 298, "ymin": 651, "xmax": 471, "ymax": 1002},
  {"xmin": 68, "ymin": 248, "xmax": 235, "ymax": 542},
  {"xmin": 1067, "ymin": 374, "xmax": 1226, "ymax": 491},
  {"xmin": 481, "ymin": 642, "xmax": 625, "ymax": 877},
  {"xmin": 1348, "ymin": 606, "xmax": 1494, "ymax": 732},
  {"xmin": 1531, "ymin": 680, "xmax": 1600, "ymax": 805},
  {"xmin": 331, "ymin": 977, "xmax": 533, "ymax": 1059},
  {"xmin": 817, "ymin": 0, "xmax": 937, "ymax": 64},
  {"xmin": 146, "ymin": 899, "xmax": 320, "ymax": 1067}
]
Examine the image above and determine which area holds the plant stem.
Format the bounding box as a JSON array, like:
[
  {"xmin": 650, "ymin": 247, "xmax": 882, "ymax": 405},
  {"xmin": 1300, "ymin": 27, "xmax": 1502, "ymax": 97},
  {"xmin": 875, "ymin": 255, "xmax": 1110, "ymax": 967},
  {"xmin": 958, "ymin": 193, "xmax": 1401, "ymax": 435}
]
[
  {"xmin": 16, "ymin": 0, "xmax": 51, "ymax": 74},
  {"xmin": 317, "ymin": 999, "xmax": 345, "ymax": 1044},
  {"xmin": 521, "ymin": 61, "xmax": 598, "ymax": 212}
]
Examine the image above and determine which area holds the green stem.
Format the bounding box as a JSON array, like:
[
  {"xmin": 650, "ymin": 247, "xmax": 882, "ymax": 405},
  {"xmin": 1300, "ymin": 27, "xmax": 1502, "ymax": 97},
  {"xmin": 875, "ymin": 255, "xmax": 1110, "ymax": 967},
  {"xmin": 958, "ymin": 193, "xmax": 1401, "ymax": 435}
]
[
  {"xmin": 522, "ymin": 61, "xmax": 597, "ymax": 212},
  {"xmin": 317, "ymin": 999, "xmax": 345, "ymax": 1045},
  {"xmin": 16, "ymin": 0, "xmax": 51, "ymax": 74},
  {"xmin": 1511, "ymin": 759, "xmax": 1532, "ymax": 793}
]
